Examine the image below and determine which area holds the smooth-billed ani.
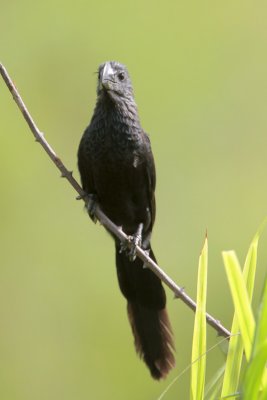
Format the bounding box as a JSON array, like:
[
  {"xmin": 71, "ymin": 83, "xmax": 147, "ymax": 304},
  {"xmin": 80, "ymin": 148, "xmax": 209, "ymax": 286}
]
[{"xmin": 78, "ymin": 61, "xmax": 175, "ymax": 379}]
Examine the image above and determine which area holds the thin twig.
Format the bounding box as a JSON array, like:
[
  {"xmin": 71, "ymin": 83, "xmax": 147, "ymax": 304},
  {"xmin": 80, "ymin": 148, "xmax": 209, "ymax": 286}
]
[{"xmin": 0, "ymin": 62, "xmax": 231, "ymax": 339}]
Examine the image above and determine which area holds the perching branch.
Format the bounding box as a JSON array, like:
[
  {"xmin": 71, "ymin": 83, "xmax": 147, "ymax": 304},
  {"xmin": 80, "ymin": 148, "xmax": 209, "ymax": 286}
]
[{"xmin": 0, "ymin": 62, "xmax": 231, "ymax": 339}]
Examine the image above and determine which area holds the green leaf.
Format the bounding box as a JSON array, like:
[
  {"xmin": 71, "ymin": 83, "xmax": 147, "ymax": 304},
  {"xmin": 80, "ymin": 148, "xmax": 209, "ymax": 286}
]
[
  {"xmin": 242, "ymin": 278, "xmax": 267, "ymax": 398},
  {"xmin": 222, "ymin": 251, "xmax": 255, "ymax": 361},
  {"xmin": 221, "ymin": 233, "xmax": 259, "ymax": 396},
  {"xmin": 252, "ymin": 277, "xmax": 267, "ymax": 357},
  {"xmin": 243, "ymin": 231, "xmax": 259, "ymax": 299},
  {"xmin": 242, "ymin": 340, "xmax": 267, "ymax": 399},
  {"xmin": 220, "ymin": 316, "xmax": 243, "ymax": 397},
  {"xmin": 190, "ymin": 237, "xmax": 208, "ymax": 400},
  {"xmin": 204, "ymin": 363, "xmax": 225, "ymax": 400}
]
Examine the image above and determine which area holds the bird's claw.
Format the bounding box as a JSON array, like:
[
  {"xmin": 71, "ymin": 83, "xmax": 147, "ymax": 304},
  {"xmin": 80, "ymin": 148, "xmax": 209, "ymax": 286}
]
[
  {"xmin": 128, "ymin": 231, "xmax": 142, "ymax": 262},
  {"xmin": 85, "ymin": 193, "xmax": 97, "ymax": 223},
  {"xmin": 119, "ymin": 236, "xmax": 140, "ymax": 261},
  {"xmin": 142, "ymin": 249, "xmax": 150, "ymax": 268},
  {"xmin": 119, "ymin": 239, "xmax": 128, "ymax": 254},
  {"xmin": 119, "ymin": 223, "xmax": 144, "ymax": 261}
]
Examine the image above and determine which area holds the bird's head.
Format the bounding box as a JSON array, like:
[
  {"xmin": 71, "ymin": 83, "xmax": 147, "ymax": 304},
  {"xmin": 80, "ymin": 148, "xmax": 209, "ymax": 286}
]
[{"xmin": 97, "ymin": 61, "xmax": 134, "ymax": 101}]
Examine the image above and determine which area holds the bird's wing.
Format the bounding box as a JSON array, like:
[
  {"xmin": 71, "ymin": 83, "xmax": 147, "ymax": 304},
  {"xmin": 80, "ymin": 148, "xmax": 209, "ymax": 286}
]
[
  {"xmin": 142, "ymin": 131, "xmax": 156, "ymax": 230},
  {"xmin": 77, "ymin": 132, "xmax": 95, "ymax": 194}
]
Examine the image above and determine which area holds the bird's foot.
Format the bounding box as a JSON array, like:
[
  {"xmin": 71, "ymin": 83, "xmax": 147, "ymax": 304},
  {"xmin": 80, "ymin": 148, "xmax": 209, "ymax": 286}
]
[
  {"xmin": 142, "ymin": 249, "xmax": 150, "ymax": 268},
  {"xmin": 79, "ymin": 193, "xmax": 98, "ymax": 223},
  {"xmin": 119, "ymin": 238, "xmax": 128, "ymax": 254},
  {"xmin": 127, "ymin": 235, "xmax": 141, "ymax": 262},
  {"xmin": 119, "ymin": 224, "xmax": 144, "ymax": 261},
  {"xmin": 87, "ymin": 194, "xmax": 98, "ymax": 223},
  {"xmin": 128, "ymin": 223, "xmax": 144, "ymax": 262},
  {"xmin": 119, "ymin": 236, "xmax": 142, "ymax": 261}
]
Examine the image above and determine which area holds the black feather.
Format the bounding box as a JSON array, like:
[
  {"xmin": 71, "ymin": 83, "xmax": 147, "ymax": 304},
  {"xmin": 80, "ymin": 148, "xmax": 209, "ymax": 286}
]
[{"xmin": 78, "ymin": 61, "xmax": 175, "ymax": 379}]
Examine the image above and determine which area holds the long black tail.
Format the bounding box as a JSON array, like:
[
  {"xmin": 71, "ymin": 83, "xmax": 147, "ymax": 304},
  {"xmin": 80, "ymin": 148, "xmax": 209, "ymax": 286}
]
[{"xmin": 115, "ymin": 244, "xmax": 175, "ymax": 379}]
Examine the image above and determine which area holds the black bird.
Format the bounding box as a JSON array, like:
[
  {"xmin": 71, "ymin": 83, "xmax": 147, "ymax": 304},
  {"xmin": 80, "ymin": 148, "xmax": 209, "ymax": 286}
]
[{"xmin": 78, "ymin": 61, "xmax": 175, "ymax": 379}]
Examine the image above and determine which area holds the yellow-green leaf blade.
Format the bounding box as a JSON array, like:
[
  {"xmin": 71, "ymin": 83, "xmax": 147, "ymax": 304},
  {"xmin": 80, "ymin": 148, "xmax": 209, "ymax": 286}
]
[
  {"xmin": 253, "ymin": 277, "xmax": 267, "ymax": 357},
  {"xmin": 242, "ymin": 340, "xmax": 267, "ymax": 399},
  {"xmin": 222, "ymin": 251, "xmax": 255, "ymax": 361},
  {"xmin": 243, "ymin": 232, "xmax": 259, "ymax": 300},
  {"xmin": 242, "ymin": 278, "xmax": 267, "ymax": 398},
  {"xmin": 204, "ymin": 363, "xmax": 225, "ymax": 400},
  {"xmin": 221, "ymin": 233, "xmax": 259, "ymax": 396},
  {"xmin": 220, "ymin": 315, "xmax": 243, "ymax": 397},
  {"xmin": 190, "ymin": 237, "xmax": 208, "ymax": 400}
]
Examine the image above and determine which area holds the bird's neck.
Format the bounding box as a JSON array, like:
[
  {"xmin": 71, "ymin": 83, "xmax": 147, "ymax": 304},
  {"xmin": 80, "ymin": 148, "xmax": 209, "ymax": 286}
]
[{"xmin": 93, "ymin": 93, "xmax": 141, "ymax": 132}]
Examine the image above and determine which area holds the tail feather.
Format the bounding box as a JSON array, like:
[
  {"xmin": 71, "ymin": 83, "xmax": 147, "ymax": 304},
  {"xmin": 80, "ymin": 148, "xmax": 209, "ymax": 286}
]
[
  {"xmin": 116, "ymin": 245, "xmax": 175, "ymax": 379},
  {"xmin": 127, "ymin": 303, "xmax": 175, "ymax": 379}
]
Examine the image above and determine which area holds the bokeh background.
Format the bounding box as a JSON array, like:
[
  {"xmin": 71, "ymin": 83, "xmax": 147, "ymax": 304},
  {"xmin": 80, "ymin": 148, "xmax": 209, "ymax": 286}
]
[{"xmin": 1, "ymin": 1, "xmax": 267, "ymax": 399}]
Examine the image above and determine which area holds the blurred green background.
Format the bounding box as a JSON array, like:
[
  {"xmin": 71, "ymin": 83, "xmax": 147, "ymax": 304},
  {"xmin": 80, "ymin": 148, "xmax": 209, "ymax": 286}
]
[{"xmin": 1, "ymin": 1, "xmax": 267, "ymax": 399}]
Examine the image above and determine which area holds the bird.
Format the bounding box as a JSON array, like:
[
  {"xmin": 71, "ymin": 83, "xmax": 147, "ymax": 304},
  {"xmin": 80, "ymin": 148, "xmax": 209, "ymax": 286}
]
[{"xmin": 77, "ymin": 61, "xmax": 175, "ymax": 379}]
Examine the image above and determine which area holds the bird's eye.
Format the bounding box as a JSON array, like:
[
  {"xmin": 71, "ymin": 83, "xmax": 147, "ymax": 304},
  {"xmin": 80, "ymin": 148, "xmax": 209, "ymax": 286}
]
[{"xmin": 118, "ymin": 72, "xmax": 125, "ymax": 81}]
